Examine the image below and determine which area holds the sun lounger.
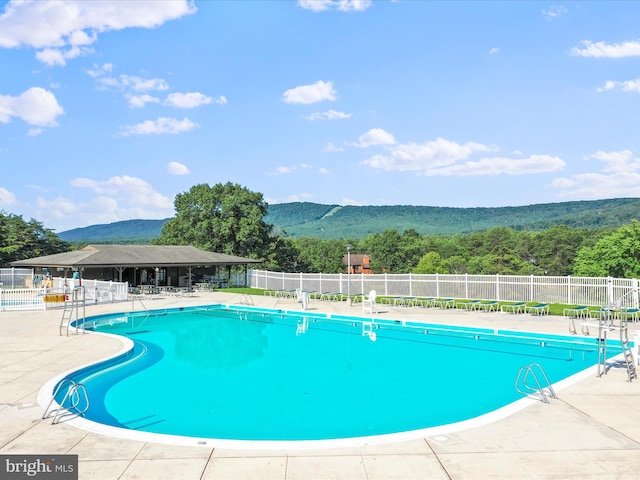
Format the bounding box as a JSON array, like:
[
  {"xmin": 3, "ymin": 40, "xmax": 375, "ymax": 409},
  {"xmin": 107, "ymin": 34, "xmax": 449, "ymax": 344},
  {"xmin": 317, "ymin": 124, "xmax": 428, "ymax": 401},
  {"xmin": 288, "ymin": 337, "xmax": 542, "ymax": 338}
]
[
  {"xmin": 563, "ymin": 305, "xmax": 589, "ymax": 318},
  {"xmin": 501, "ymin": 302, "xmax": 526, "ymax": 314},
  {"xmin": 478, "ymin": 301, "xmax": 499, "ymax": 312},
  {"xmin": 416, "ymin": 297, "xmax": 436, "ymax": 307},
  {"xmin": 621, "ymin": 308, "xmax": 640, "ymax": 322},
  {"xmin": 526, "ymin": 303, "xmax": 549, "ymax": 315},
  {"xmin": 434, "ymin": 298, "xmax": 455, "ymax": 309},
  {"xmin": 456, "ymin": 299, "xmax": 481, "ymax": 311}
]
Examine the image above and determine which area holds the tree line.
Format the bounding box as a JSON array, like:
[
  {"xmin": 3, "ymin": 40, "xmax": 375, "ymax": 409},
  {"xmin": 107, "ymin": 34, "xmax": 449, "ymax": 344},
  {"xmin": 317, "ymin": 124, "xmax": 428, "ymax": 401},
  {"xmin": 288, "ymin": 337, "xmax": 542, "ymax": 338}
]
[{"xmin": 2, "ymin": 182, "xmax": 640, "ymax": 279}]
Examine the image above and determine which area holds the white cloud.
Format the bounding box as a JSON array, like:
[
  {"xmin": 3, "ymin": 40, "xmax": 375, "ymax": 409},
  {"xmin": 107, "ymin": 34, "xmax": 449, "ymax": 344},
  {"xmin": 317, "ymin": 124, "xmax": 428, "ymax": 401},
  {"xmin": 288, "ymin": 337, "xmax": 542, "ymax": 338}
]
[
  {"xmin": 164, "ymin": 92, "xmax": 226, "ymax": 108},
  {"xmin": 325, "ymin": 142, "xmax": 344, "ymax": 152},
  {"xmin": 286, "ymin": 193, "xmax": 313, "ymax": 202},
  {"xmin": 542, "ymin": 5, "xmax": 568, "ymax": 20},
  {"xmin": 553, "ymin": 149, "xmax": 640, "ymax": 198},
  {"xmin": 342, "ymin": 197, "xmax": 364, "ymax": 206},
  {"xmin": 27, "ymin": 128, "xmax": 43, "ymax": 136},
  {"xmin": 352, "ymin": 128, "xmax": 396, "ymax": 148},
  {"xmin": 167, "ymin": 161, "xmax": 191, "ymax": 175},
  {"xmin": 488, "ymin": 47, "xmax": 500, "ymax": 54},
  {"xmin": 318, "ymin": 167, "xmax": 331, "ymax": 174},
  {"xmin": 0, "ymin": 0, "xmax": 196, "ymax": 66},
  {"xmin": 587, "ymin": 150, "xmax": 640, "ymax": 173},
  {"xmin": 304, "ymin": 109, "xmax": 351, "ymax": 121},
  {"xmin": 360, "ymin": 137, "xmax": 497, "ymax": 172},
  {"xmin": 553, "ymin": 172, "xmax": 640, "ymax": 199},
  {"xmin": 118, "ymin": 117, "xmax": 198, "ymax": 136},
  {"xmin": 570, "ymin": 40, "xmax": 640, "ymax": 58},
  {"xmin": 269, "ymin": 163, "xmax": 326, "ymax": 175},
  {"xmin": 423, "ymin": 154, "xmax": 566, "ymax": 177},
  {"xmin": 86, "ymin": 63, "xmax": 113, "ymax": 78},
  {"xmin": 282, "ymin": 80, "xmax": 336, "ymax": 104},
  {"xmin": 98, "ymin": 74, "xmax": 170, "ymax": 92},
  {"xmin": 34, "ymin": 175, "xmax": 175, "ymax": 229},
  {"xmin": 70, "ymin": 175, "xmax": 173, "ymax": 210},
  {"xmin": 36, "ymin": 45, "xmax": 93, "ymax": 66},
  {"xmin": 127, "ymin": 94, "xmax": 160, "ymax": 108},
  {"xmin": 271, "ymin": 166, "xmax": 293, "ymax": 175},
  {"xmin": 297, "ymin": 0, "xmax": 372, "ymax": 12},
  {"xmin": 0, "ymin": 187, "xmax": 17, "ymax": 206},
  {"xmin": 0, "ymin": 87, "xmax": 64, "ymax": 126},
  {"xmin": 597, "ymin": 78, "xmax": 640, "ymax": 93}
]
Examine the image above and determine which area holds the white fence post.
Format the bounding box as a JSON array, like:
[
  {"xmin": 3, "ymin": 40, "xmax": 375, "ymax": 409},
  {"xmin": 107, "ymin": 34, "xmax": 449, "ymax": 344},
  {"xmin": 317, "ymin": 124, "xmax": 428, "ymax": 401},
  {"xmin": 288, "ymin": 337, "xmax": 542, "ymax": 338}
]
[
  {"xmin": 409, "ymin": 273, "xmax": 413, "ymax": 296},
  {"xmin": 607, "ymin": 277, "xmax": 614, "ymax": 304}
]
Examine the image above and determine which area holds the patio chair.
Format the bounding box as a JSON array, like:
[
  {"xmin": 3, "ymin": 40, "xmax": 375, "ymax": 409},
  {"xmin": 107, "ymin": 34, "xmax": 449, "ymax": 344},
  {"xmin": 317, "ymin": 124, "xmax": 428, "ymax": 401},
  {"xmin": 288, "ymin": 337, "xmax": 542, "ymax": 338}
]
[
  {"xmin": 456, "ymin": 299, "xmax": 481, "ymax": 311},
  {"xmin": 434, "ymin": 298, "xmax": 455, "ymax": 309},
  {"xmin": 563, "ymin": 305, "xmax": 589, "ymax": 318},
  {"xmin": 478, "ymin": 301, "xmax": 499, "ymax": 312},
  {"xmin": 526, "ymin": 303, "xmax": 549, "ymax": 315},
  {"xmin": 362, "ymin": 290, "xmax": 377, "ymax": 314},
  {"xmin": 501, "ymin": 302, "xmax": 526, "ymax": 314}
]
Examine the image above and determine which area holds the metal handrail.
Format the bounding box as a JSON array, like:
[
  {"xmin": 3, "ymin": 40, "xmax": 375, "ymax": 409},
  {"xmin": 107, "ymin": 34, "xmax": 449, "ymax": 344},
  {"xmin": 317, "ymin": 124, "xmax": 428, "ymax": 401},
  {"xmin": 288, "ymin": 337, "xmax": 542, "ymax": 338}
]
[
  {"xmin": 515, "ymin": 363, "xmax": 557, "ymax": 404},
  {"xmin": 42, "ymin": 379, "xmax": 90, "ymax": 425}
]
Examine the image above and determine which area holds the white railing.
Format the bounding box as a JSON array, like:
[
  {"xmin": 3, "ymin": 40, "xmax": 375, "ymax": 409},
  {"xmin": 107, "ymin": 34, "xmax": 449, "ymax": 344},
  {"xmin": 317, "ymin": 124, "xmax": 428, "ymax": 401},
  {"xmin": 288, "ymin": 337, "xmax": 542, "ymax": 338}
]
[
  {"xmin": 51, "ymin": 278, "xmax": 129, "ymax": 304},
  {"xmin": 0, "ymin": 287, "xmax": 46, "ymax": 311},
  {"xmin": 0, "ymin": 278, "xmax": 129, "ymax": 312},
  {"xmin": 250, "ymin": 270, "xmax": 640, "ymax": 308}
]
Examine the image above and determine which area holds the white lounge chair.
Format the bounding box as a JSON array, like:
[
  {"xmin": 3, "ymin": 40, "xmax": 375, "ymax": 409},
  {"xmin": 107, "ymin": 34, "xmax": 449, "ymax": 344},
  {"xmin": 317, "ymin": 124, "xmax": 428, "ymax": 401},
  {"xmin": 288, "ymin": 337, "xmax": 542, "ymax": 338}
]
[{"xmin": 362, "ymin": 290, "xmax": 377, "ymax": 314}]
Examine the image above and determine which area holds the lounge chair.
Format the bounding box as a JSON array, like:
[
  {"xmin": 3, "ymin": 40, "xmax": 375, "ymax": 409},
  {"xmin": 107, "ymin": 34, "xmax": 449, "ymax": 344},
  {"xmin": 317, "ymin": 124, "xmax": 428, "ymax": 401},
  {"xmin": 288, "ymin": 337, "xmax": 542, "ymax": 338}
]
[
  {"xmin": 417, "ymin": 297, "xmax": 436, "ymax": 307},
  {"xmin": 434, "ymin": 298, "xmax": 455, "ymax": 309},
  {"xmin": 478, "ymin": 301, "xmax": 499, "ymax": 312},
  {"xmin": 526, "ymin": 303, "xmax": 549, "ymax": 315},
  {"xmin": 501, "ymin": 302, "xmax": 526, "ymax": 314},
  {"xmin": 621, "ymin": 308, "xmax": 640, "ymax": 322},
  {"xmin": 563, "ymin": 305, "xmax": 589, "ymax": 318},
  {"xmin": 362, "ymin": 290, "xmax": 377, "ymax": 314},
  {"xmin": 456, "ymin": 299, "xmax": 481, "ymax": 311}
]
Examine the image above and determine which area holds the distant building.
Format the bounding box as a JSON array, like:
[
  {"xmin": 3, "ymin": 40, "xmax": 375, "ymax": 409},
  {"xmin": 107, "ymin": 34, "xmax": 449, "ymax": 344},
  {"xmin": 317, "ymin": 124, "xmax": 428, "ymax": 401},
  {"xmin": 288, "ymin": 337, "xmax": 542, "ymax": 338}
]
[{"xmin": 343, "ymin": 253, "xmax": 373, "ymax": 274}]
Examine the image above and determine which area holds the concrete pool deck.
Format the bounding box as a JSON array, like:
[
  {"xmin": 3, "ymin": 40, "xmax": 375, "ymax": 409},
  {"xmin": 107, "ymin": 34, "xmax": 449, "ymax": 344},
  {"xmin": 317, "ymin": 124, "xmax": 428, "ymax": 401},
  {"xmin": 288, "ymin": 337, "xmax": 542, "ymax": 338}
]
[{"xmin": 1, "ymin": 291, "xmax": 640, "ymax": 479}]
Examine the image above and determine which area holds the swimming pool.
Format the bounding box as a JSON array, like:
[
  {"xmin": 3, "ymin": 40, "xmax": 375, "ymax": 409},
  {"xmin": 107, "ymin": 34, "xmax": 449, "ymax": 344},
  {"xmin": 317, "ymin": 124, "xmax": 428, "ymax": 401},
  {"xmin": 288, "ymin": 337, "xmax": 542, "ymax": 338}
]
[{"xmin": 47, "ymin": 304, "xmax": 622, "ymax": 446}]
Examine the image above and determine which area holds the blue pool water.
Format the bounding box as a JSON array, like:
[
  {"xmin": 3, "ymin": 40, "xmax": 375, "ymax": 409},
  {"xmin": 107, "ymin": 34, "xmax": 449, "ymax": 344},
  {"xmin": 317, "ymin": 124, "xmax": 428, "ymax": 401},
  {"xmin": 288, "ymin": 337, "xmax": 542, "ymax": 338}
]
[{"xmin": 58, "ymin": 305, "xmax": 622, "ymax": 441}]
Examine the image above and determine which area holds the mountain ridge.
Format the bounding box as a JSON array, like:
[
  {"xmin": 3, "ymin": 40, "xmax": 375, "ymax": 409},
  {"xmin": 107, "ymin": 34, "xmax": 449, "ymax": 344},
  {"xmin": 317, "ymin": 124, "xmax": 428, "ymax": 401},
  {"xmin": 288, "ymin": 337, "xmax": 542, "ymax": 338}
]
[{"xmin": 57, "ymin": 198, "xmax": 640, "ymax": 243}]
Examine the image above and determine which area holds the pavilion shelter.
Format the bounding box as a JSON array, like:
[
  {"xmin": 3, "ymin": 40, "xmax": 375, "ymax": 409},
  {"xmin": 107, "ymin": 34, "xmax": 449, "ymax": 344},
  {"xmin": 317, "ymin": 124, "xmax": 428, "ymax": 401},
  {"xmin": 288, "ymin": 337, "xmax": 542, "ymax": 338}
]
[{"xmin": 11, "ymin": 244, "xmax": 260, "ymax": 288}]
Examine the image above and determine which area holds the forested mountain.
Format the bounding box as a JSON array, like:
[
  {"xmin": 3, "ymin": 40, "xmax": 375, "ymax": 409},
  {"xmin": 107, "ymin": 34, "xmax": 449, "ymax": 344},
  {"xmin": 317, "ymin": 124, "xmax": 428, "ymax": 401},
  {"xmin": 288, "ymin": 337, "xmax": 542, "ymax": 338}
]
[
  {"xmin": 57, "ymin": 198, "xmax": 640, "ymax": 243},
  {"xmin": 57, "ymin": 218, "xmax": 170, "ymax": 243}
]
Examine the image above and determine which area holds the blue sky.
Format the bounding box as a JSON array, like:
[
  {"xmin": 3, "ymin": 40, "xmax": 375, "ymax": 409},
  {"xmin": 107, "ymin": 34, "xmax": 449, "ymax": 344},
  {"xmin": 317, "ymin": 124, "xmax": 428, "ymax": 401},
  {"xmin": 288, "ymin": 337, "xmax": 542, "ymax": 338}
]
[{"xmin": 2, "ymin": 0, "xmax": 640, "ymax": 232}]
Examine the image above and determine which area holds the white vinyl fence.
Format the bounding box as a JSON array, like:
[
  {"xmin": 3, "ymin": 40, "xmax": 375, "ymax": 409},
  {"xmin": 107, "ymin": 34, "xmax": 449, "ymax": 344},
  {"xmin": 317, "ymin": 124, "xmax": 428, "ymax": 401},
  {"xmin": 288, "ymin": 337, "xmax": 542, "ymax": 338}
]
[
  {"xmin": 0, "ymin": 268, "xmax": 129, "ymax": 312},
  {"xmin": 250, "ymin": 270, "xmax": 640, "ymax": 309}
]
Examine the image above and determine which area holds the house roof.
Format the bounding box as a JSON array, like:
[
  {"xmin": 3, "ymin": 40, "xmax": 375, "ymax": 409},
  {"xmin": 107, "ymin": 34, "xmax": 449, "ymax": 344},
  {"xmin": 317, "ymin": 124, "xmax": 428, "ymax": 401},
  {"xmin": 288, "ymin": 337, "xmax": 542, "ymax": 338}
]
[{"xmin": 10, "ymin": 244, "xmax": 260, "ymax": 269}]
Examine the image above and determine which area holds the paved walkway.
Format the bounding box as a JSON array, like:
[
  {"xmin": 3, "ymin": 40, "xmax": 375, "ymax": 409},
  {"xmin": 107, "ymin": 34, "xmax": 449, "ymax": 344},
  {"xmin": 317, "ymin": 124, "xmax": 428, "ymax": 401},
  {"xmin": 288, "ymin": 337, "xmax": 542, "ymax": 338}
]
[{"xmin": 1, "ymin": 292, "xmax": 640, "ymax": 479}]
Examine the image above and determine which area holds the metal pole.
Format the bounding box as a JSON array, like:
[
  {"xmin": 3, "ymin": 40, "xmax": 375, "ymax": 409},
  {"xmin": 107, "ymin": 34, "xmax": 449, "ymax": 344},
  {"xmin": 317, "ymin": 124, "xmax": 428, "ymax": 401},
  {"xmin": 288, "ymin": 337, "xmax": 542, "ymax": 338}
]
[{"xmin": 347, "ymin": 244, "xmax": 352, "ymax": 305}]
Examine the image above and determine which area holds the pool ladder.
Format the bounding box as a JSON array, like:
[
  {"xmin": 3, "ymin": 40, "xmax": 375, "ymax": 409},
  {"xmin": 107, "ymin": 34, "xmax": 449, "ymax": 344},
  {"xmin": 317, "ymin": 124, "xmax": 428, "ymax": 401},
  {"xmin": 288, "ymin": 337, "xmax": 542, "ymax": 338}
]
[
  {"xmin": 42, "ymin": 379, "xmax": 90, "ymax": 425},
  {"xmin": 59, "ymin": 287, "xmax": 86, "ymax": 336},
  {"xmin": 515, "ymin": 363, "xmax": 557, "ymax": 404}
]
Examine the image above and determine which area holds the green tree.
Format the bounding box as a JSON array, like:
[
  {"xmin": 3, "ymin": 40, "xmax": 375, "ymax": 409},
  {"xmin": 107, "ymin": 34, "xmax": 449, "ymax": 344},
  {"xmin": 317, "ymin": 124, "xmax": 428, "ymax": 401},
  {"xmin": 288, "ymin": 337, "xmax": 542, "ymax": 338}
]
[
  {"xmin": 359, "ymin": 229, "xmax": 427, "ymax": 273},
  {"xmin": 261, "ymin": 237, "xmax": 307, "ymax": 272},
  {"xmin": 0, "ymin": 212, "xmax": 69, "ymax": 267},
  {"xmin": 573, "ymin": 221, "xmax": 640, "ymax": 278},
  {"xmin": 294, "ymin": 237, "xmax": 349, "ymax": 273},
  {"xmin": 154, "ymin": 183, "xmax": 273, "ymax": 259},
  {"xmin": 413, "ymin": 251, "xmax": 448, "ymax": 274},
  {"xmin": 531, "ymin": 225, "xmax": 595, "ymax": 276},
  {"xmin": 443, "ymin": 255, "xmax": 468, "ymax": 274}
]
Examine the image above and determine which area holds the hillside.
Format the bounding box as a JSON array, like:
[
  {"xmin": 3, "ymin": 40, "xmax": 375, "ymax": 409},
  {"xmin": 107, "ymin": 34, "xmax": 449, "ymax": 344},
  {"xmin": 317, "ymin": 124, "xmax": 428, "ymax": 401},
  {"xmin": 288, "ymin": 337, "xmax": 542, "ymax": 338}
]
[{"xmin": 57, "ymin": 198, "xmax": 640, "ymax": 243}]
